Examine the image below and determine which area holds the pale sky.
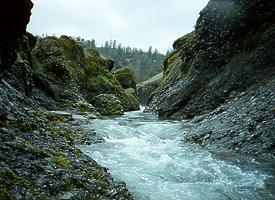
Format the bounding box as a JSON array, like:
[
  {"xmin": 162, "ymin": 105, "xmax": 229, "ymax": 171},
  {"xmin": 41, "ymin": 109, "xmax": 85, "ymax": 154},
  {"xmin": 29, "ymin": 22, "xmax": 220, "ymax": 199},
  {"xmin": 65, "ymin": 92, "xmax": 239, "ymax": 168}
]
[{"xmin": 28, "ymin": 0, "xmax": 209, "ymax": 53}]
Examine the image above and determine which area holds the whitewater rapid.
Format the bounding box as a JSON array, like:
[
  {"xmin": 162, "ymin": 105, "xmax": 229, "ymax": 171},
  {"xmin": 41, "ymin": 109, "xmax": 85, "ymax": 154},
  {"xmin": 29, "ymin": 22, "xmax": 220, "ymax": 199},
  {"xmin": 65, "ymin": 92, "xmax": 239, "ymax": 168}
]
[{"xmin": 79, "ymin": 109, "xmax": 274, "ymax": 200}]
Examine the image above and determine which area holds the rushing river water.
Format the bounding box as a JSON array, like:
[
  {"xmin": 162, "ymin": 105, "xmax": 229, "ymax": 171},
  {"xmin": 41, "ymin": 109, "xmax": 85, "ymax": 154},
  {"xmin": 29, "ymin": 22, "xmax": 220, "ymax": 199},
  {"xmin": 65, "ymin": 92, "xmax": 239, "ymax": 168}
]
[{"xmin": 79, "ymin": 109, "xmax": 275, "ymax": 200}]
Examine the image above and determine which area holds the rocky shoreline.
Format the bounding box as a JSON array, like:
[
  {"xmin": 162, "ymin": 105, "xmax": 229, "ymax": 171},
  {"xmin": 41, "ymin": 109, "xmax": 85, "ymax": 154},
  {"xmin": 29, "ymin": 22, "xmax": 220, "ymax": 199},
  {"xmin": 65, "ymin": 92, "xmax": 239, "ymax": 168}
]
[
  {"xmin": 1, "ymin": 0, "xmax": 275, "ymax": 198},
  {"xmin": 0, "ymin": 0, "xmax": 138, "ymax": 198},
  {"xmin": 139, "ymin": 0, "xmax": 275, "ymax": 159},
  {"xmin": 0, "ymin": 81, "xmax": 133, "ymax": 199}
]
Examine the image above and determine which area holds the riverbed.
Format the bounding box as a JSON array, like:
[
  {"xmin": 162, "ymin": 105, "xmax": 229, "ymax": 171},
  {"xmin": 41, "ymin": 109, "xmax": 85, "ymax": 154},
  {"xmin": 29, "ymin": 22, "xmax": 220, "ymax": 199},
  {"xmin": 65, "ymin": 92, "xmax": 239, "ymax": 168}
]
[{"xmin": 79, "ymin": 109, "xmax": 275, "ymax": 200}]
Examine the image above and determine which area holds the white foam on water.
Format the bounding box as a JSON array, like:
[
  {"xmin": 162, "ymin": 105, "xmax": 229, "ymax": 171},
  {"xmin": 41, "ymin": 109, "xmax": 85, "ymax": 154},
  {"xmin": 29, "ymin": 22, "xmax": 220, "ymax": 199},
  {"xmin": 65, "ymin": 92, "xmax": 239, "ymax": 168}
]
[{"xmin": 80, "ymin": 110, "xmax": 273, "ymax": 200}]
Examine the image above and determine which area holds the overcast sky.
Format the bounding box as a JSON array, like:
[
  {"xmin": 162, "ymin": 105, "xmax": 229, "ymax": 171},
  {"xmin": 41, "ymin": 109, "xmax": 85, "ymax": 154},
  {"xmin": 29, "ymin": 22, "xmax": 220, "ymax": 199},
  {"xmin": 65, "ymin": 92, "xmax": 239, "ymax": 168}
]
[{"xmin": 28, "ymin": 0, "xmax": 209, "ymax": 53}]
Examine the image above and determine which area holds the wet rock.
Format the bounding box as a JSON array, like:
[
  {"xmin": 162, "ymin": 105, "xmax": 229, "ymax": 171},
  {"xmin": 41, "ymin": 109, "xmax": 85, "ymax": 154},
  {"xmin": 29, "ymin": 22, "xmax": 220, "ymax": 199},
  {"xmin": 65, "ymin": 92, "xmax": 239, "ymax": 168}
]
[
  {"xmin": 150, "ymin": 0, "xmax": 275, "ymax": 158},
  {"xmin": 92, "ymin": 94, "xmax": 124, "ymax": 116},
  {"xmin": 0, "ymin": 1, "xmax": 134, "ymax": 198},
  {"xmin": 45, "ymin": 111, "xmax": 73, "ymax": 121},
  {"xmin": 72, "ymin": 101, "xmax": 96, "ymax": 113}
]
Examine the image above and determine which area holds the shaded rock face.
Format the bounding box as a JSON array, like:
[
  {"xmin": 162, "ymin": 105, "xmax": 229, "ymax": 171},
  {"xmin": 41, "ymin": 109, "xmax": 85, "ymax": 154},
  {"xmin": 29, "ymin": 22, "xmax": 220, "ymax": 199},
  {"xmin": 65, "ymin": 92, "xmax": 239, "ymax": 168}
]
[
  {"xmin": 150, "ymin": 0, "xmax": 275, "ymax": 157},
  {"xmin": 4, "ymin": 33, "xmax": 37, "ymax": 96},
  {"xmin": 0, "ymin": 0, "xmax": 33, "ymax": 75},
  {"xmin": 0, "ymin": 81, "xmax": 133, "ymax": 199},
  {"xmin": 137, "ymin": 73, "xmax": 162, "ymax": 106}
]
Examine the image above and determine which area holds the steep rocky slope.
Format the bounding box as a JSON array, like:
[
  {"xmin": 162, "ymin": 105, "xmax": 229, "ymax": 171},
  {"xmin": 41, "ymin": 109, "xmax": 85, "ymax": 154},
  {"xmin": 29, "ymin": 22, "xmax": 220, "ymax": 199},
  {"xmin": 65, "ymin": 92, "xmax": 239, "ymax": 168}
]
[
  {"xmin": 137, "ymin": 73, "xmax": 162, "ymax": 105},
  {"xmin": 0, "ymin": 0, "xmax": 135, "ymax": 199},
  {"xmin": 149, "ymin": 0, "xmax": 275, "ymax": 158}
]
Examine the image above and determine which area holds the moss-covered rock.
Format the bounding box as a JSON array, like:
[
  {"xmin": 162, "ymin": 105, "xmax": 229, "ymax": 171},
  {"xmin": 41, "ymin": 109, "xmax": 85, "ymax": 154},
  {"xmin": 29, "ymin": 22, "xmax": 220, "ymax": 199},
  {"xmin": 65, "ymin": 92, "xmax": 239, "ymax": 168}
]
[
  {"xmin": 31, "ymin": 36, "xmax": 140, "ymax": 112},
  {"xmin": 73, "ymin": 101, "xmax": 96, "ymax": 113},
  {"xmin": 84, "ymin": 48, "xmax": 113, "ymax": 75},
  {"xmin": 113, "ymin": 67, "xmax": 137, "ymax": 91},
  {"xmin": 0, "ymin": 1, "xmax": 134, "ymax": 199},
  {"xmin": 33, "ymin": 36, "xmax": 85, "ymax": 77},
  {"xmin": 92, "ymin": 94, "xmax": 124, "ymax": 115}
]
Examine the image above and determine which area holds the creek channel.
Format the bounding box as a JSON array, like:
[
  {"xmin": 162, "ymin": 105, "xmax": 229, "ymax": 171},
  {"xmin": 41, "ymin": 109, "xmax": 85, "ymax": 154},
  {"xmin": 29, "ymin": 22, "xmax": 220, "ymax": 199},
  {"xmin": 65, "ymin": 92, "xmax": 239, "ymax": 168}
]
[{"xmin": 79, "ymin": 108, "xmax": 275, "ymax": 200}]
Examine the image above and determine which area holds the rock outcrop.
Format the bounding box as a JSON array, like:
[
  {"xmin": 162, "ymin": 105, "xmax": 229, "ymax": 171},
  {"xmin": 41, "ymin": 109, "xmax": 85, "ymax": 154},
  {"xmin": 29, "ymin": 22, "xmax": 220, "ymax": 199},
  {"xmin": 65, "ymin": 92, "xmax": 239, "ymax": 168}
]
[
  {"xmin": 149, "ymin": 0, "xmax": 275, "ymax": 158},
  {"xmin": 113, "ymin": 67, "xmax": 137, "ymax": 91},
  {"xmin": 0, "ymin": 0, "xmax": 136, "ymax": 199},
  {"xmin": 0, "ymin": 0, "xmax": 33, "ymax": 76},
  {"xmin": 32, "ymin": 35, "xmax": 139, "ymax": 113},
  {"xmin": 137, "ymin": 73, "xmax": 162, "ymax": 105},
  {"xmin": 92, "ymin": 94, "xmax": 124, "ymax": 115}
]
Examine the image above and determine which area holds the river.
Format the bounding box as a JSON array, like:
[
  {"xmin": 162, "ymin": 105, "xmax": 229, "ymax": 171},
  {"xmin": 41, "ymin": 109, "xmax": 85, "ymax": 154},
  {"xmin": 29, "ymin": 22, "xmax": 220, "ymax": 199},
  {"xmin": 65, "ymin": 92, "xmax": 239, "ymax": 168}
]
[{"xmin": 79, "ymin": 109, "xmax": 275, "ymax": 200}]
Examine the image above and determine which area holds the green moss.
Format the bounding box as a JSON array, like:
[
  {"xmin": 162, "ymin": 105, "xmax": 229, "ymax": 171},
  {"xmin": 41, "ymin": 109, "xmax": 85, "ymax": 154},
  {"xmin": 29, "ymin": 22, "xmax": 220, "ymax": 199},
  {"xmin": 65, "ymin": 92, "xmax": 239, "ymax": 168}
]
[
  {"xmin": 54, "ymin": 115, "xmax": 65, "ymax": 121},
  {"xmin": 5, "ymin": 170, "xmax": 32, "ymax": 187},
  {"xmin": 14, "ymin": 119, "xmax": 31, "ymax": 132},
  {"xmin": 94, "ymin": 172, "xmax": 104, "ymax": 181},
  {"xmin": 32, "ymin": 36, "xmax": 85, "ymax": 79},
  {"xmin": 53, "ymin": 155, "xmax": 70, "ymax": 168},
  {"xmin": 180, "ymin": 63, "xmax": 192, "ymax": 77},
  {"xmin": 138, "ymin": 72, "xmax": 163, "ymax": 87},
  {"xmin": 92, "ymin": 94, "xmax": 124, "ymax": 116},
  {"xmin": 35, "ymin": 111, "xmax": 45, "ymax": 118},
  {"xmin": 161, "ymin": 53, "xmax": 183, "ymax": 84},
  {"xmin": 1, "ymin": 190, "xmax": 14, "ymax": 200},
  {"xmin": 85, "ymin": 74, "xmax": 117, "ymax": 96},
  {"xmin": 31, "ymin": 147, "xmax": 51, "ymax": 158},
  {"xmin": 163, "ymin": 51, "xmax": 180, "ymax": 73},
  {"xmin": 113, "ymin": 67, "xmax": 137, "ymax": 90},
  {"xmin": 73, "ymin": 101, "xmax": 95, "ymax": 112}
]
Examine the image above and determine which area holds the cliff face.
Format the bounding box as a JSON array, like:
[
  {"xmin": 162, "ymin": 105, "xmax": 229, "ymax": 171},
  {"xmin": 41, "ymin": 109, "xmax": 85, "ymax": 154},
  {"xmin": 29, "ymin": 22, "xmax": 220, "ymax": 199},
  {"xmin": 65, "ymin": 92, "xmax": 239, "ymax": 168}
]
[
  {"xmin": 0, "ymin": 1, "xmax": 135, "ymax": 199},
  {"xmin": 0, "ymin": 0, "xmax": 33, "ymax": 76},
  {"xmin": 149, "ymin": 0, "xmax": 275, "ymax": 157}
]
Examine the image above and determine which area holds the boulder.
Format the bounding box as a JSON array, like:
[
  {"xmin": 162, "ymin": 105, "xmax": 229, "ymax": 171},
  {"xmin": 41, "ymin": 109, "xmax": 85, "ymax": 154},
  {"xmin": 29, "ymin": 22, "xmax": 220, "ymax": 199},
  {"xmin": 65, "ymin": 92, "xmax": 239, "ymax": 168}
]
[
  {"xmin": 92, "ymin": 94, "xmax": 124, "ymax": 116},
  {"xmin": 45, "ymin": 111, "xmax": 73, "ymax": 121},
  {"xmin": 113, "ymin": 67, "xmax": 137, "ymax": 91},
  {"xmin": 72, "ymin": 101, "xmax": 96, "ymax": 113}
]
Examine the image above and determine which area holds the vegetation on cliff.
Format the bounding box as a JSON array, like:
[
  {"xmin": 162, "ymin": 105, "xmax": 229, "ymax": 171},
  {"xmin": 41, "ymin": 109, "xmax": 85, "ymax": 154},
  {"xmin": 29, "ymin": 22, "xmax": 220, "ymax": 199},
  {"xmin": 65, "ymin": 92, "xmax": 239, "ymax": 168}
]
[
  {"xmin": 0, "ymin": 0, "xmax": 138, "ymax": 198},
  {"xmin": 32, "ymin": 35, "xmax": 139, "ymax": 114},
  {"xmin": 77, "ymin": 38, "xmax": 165, "ymax": 83}
]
